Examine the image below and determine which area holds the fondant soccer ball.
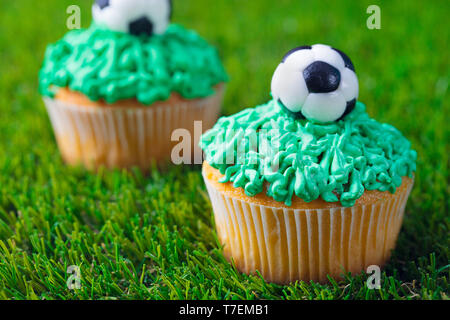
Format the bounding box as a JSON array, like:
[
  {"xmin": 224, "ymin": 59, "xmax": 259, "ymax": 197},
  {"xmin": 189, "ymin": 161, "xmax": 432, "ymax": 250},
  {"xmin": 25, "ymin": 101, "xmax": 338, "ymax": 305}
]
[
  {"xmin": 92, "ymin": 0, "xmax": 172, "ymax": 36},
  {"xmin": 271, "ymin": 44, "xmax": 359, "ymax": 122}
]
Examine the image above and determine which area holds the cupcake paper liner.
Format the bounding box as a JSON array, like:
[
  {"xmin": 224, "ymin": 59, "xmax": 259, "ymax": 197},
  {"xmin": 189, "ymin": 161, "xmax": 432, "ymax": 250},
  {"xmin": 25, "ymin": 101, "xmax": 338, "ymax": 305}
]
[
  {"xmin": 203, "ymin": 172, "xmax": 414, "ymax": 284},
  {"xmin": 44, "ymin": 87, "xmax": 224, "ymax": 170}
]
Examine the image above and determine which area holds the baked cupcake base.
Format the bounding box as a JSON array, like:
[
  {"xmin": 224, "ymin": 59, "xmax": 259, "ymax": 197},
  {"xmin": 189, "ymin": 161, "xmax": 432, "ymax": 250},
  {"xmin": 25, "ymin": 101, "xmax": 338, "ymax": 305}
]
[
  {"xmin": 44, "ymin": 85, "xmax": 225, "ymax": 171},
  {"xmin": 203, "ymin": 161, "xmax": 414, "ymax": 284}
]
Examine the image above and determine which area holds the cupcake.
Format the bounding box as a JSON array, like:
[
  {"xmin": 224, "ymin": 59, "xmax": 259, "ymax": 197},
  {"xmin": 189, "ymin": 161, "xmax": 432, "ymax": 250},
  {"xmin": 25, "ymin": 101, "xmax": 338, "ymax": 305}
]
[
  {"xmin": 39, "ymin": 0, "xmax": 227, "ymax": 170},
  {"xmin": 200, "ymin": 44, "xmax": 416, "ymax": 284}
]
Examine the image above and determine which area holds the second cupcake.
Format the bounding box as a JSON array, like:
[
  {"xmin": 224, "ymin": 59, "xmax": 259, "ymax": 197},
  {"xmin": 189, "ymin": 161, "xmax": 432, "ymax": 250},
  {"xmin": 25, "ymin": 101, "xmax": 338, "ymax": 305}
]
[
  {"xmin": 200, "ymin": 44, "xmax": 416, "ymax": 284},
  {"xmin": 39, "ymin": 0, "xmax": 227, "ymax": 170}
]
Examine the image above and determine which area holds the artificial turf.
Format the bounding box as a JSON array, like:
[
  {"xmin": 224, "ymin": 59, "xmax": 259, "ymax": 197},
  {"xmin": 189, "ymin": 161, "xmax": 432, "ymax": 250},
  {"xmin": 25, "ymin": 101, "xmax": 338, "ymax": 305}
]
[{"xmin": 0, "ymin": 0, "xmax": 448, "ymax": 300}]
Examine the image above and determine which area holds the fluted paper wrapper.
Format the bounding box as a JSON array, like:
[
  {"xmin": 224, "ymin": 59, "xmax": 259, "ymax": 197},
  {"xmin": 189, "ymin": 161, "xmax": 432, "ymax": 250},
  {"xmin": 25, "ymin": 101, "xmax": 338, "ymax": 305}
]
[
  {"xmin": 203, "ymin": 174, "xmax": 414, "ymax": 284},
  {"xmin": 44, "ymin": 87, "xmax": 224, "ymax": 171}
]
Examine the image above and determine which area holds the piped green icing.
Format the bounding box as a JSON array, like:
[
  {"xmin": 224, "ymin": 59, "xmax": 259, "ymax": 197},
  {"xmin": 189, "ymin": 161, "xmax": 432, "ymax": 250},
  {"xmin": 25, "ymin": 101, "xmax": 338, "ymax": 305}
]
[
  {"xmin": 39, "ymin": 23, "xmax": 228, "ymax": 105},
  {"xmin": 200, "ymin": 100, "xmax": 416, "ymax": 207}
]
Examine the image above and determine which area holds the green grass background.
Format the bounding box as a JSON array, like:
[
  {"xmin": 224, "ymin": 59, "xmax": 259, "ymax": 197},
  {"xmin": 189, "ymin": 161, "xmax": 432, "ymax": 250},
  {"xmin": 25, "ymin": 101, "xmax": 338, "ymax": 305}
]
[{"xmin": 0, "ymin": 0, "xmax": 448, "ymax": 300}]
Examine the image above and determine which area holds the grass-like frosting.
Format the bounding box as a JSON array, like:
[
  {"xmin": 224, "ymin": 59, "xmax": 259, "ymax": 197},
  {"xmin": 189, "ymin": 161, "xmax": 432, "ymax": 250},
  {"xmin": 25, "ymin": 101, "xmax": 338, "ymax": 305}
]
[
  {"xmin": 39, "ymin": 23, "xmax": 228, "ymax": 105},
  {"xmin": 200, "ymin": 100, "xmax": 417, "ymax": 207}
]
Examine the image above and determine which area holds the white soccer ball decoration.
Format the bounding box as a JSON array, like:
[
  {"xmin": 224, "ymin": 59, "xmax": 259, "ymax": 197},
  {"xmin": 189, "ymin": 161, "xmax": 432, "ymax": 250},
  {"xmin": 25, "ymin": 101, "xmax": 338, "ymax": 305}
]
[
  {"xmin": 271, "ymin": 44, "xmax": 359, "ymax": 122},
  {"xmin": 92, "ymin": 0, "xmax": 172, "ymax": 36}
]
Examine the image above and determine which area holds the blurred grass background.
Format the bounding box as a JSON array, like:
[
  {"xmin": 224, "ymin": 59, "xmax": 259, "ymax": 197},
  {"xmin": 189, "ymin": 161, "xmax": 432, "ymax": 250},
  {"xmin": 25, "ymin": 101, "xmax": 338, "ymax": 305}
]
[{"xmin": 0, "ymin": 0, "xmax": 448, "ymax": 299}]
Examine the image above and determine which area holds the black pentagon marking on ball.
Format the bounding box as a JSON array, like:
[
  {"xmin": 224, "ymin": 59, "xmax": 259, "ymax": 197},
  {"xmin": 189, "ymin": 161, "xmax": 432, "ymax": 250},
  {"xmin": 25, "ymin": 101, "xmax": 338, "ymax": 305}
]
[
  {"xmin": 277, "ymin": 99, "xmax": 306, "ymax": 120},
  {"xmin": 303, "ymin": 61, "xmax": 341, "ymax": 93},
  {"xmin": 281, "ymin": 45, "xmax": 312, "ymax": 63},
  {"xmin": 337, "ymin": 99, "xmax": 357, "ymax": 121},
  {"xmin": 96, "ymin": 0, "xmax": 110, "ymax": 10},
  {"xmin": 129, "ymin": 17, "xmax": 154, "ymax": 36},
  {"xmin": 332, "ymin": 48, "xmax": 355, "ymax": 71}
]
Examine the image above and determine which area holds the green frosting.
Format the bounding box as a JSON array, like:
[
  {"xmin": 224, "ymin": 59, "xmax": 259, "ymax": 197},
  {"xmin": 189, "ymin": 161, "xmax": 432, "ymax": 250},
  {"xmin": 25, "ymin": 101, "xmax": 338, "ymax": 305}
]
[
  {"xmin": 39, "ymin": 23, "xmax": 227, "ymax": 104},
  {"xmin": 200, "ymin": 100, "xmax": 417, "ymax": 207}
]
